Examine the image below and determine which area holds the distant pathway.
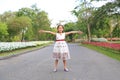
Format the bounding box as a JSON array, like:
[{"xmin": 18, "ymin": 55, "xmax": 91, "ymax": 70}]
[{"xmin": 0, "ymin": 43, "xmax": 120, "ymax": 80}]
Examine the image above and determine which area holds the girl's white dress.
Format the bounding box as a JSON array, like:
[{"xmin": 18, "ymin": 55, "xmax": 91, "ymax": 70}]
[{"xmin": 53, "ymin": 33, "xmax": 70, "ymax": 60}]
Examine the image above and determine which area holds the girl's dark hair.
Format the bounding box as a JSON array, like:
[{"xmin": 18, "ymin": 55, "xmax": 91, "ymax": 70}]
[
  {"xmin": 57, "ymin": 25, "xmax": 64, "ymax": 33},
  {"xmin": 57, "ymin": 24, "xmax": 64, "ymax": 29}
]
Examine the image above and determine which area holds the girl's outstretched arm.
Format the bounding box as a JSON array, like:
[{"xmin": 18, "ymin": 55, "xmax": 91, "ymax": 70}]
[
  {"xmin": 65, "ymin": 30, "xmax": 83, "ymax": 35},
  {"xmin": 39, "ymin": 30, "xmax": 56, "ymax": 35}
]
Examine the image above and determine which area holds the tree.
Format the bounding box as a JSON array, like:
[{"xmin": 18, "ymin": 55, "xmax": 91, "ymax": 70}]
[
  {"xmin": 0, "ymin": 11, "xmax": 16, "ymax": 23},
  {"xmin": 7, "ymin": 16, "xmax": 32, "ymax": 41},
  {"xmin": 33, "ymin": 11, "xmax": 51, "ymax": 40},
  {"xmin": 90, "ymin": 0, "xmax": 120, "ymax": 38},
  {"xmin": 64, "ymin": 22, "xmax": 75, "ymax": 41},
  {"xmin": 16, "ymin": 7, "xmax": 36, "ymax": 19},
  {"xmin": 16, "ymin": 5, "xmax": 51, "ymax": 41},
  {"xmin": 72, "ymin": 0, "xmax": 93, "ymax": 41},
  {"xmin": 0, "ymin": 22, "xmax": 8, "ymax": 41}
]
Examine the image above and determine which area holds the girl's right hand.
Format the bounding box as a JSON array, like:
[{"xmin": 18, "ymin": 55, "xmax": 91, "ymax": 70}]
[
  {"xmin": 78, "ymin": 30, "xmax": 83, "ymax": 34},
  {"xmin": 39, "ymin": 30, "xmax": 45, "ymax": 33}
]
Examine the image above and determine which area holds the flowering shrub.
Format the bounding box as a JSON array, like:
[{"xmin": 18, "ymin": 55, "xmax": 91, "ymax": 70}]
[
  {"xmin": 82, "ymin": 42, "xmax": 120, "ymax": 51},
  {"xmin": 0, "ymin": 41, "xmax": 52, "ymax": 52},
  {"xmin": 91, "ymin": 38, "xmax": 108, "ymax": 42}
]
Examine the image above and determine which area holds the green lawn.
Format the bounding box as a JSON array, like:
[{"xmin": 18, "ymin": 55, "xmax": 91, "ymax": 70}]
[
  {"xmin": 108, "ymin": 41, "xmax": 120, "ymax": 43},
  {"xmin": 81, "ymin": 44, "xmax": 120, "ymax": 61}
]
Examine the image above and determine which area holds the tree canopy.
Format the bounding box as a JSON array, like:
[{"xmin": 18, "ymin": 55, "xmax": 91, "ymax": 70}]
[{"xmin": 0, "ymin": 1, "xmax": 120, "ymax": 42}]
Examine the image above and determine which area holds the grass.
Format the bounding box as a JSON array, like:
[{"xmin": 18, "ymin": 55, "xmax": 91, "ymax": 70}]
[
  {"xmin": 81, "ymin": 44, "xmax": 120, "ymax": 61},
  {"xmin": 0, "ymin": 43, "xmax": 52, "ymax": 58},
  {"xmin": 108, "ymin": 41, "xmax": 120, "ymax": 43}
]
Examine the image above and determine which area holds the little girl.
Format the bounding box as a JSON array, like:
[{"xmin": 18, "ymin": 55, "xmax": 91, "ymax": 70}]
[{"xmin": 39, "ymin": 25, "xmax": 83, "ymax": 72}]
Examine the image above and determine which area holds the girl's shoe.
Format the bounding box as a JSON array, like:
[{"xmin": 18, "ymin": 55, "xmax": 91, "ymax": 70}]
[
  {"xmin": 53, "ymin": 69, "xmax": 57, "ymax": 72},
  {"xmin": 64, "ymin": 68, "xmax": 69, "ymax": 72}
]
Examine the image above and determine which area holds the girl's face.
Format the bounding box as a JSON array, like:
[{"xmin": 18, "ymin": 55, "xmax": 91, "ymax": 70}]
[{"xmin": 57, "ymin": 25, "xmax": 64, "ymax": 33}]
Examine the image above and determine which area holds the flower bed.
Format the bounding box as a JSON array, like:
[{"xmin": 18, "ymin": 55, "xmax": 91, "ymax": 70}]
[
  {"xmin": 0, "ymin": 41, "xmax": 52, "ymax": 52},
  {"xmin": 82, "ymin": 42, "xmax": 120, "ymax": 51}
]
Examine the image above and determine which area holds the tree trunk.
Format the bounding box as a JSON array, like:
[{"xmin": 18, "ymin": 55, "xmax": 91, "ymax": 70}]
[{"xmin": 87, "ymin": 23, "xmax": 91, "ymax": 42}]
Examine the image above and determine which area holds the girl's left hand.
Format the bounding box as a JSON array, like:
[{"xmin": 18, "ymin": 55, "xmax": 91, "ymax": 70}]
[{"xmin": 78, "ymin": 30, "xmax": 83, "ymax": 34}]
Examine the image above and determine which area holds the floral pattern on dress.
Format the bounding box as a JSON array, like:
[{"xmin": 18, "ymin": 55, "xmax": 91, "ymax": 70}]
[{"xmin": 53, "ymin": 33, "xmax": 70, "ymax": 60}]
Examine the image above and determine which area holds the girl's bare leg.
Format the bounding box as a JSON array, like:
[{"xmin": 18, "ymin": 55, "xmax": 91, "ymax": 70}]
[
  {"xmin": 63, "ymin": 60, "xmax": 69, "ymax": 71},
  {"xmin": 53, "ymin": 60, "xmax": 58, "ymax": 72},
  {"xmin": 63, "ymin": 60, "xmax": 67, "ymax": 69}
]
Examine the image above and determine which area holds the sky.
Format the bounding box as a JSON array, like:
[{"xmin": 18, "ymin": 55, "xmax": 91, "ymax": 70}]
[{"xmin": 0, "ymin": 0, "xmax": 110, "ymax": 27}]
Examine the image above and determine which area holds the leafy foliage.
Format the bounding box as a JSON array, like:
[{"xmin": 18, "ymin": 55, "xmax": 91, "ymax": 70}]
[
  {"xmin": 0, "ymin": 1, "xmax": 120, "ymax": 41},
  {"xmin": 73, "ymin": 0, "xmax": 120, "ymax": 40},
  {"xmin": 0, "ymin": 22, "xmax": 8, "ymax": 41},
  {"xmin": 7, "ymin": 16, "xmax": 32, "ymax": 41}
]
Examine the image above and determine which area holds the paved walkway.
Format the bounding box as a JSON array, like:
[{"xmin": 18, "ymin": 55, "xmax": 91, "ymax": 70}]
[{"xmin": 0, "ymin": 43, "xmax": 120, "ymax": 80}]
